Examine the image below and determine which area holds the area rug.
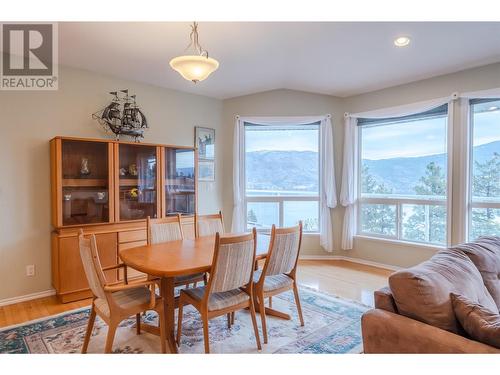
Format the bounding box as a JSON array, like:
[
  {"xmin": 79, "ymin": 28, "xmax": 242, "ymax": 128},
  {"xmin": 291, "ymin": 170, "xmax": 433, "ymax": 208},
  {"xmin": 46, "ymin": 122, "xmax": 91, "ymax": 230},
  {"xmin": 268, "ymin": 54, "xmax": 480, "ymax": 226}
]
[{"xmin": 0, "ymin": 286, "xmax": 368, "ymax": 354}]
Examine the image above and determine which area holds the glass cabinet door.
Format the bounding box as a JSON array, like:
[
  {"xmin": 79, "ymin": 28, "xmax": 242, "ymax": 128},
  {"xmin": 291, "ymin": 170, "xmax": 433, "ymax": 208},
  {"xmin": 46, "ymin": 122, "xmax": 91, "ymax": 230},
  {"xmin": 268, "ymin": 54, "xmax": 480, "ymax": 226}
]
[
  {"xmin": 118, "ymin": 144, "xmax": 158, "ymax": 221},
  {"xmin": 165, "ymin": 147, "xmax": 195, "ymax": 216},
  {"xmin": 61, "ymin": 140, "xmax": 111, "ymax": 226}
]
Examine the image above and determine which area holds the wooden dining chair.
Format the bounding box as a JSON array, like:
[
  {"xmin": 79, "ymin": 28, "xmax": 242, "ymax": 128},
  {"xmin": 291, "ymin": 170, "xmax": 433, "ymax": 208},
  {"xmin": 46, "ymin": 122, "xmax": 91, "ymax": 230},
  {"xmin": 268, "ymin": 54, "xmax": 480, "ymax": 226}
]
[
  {"xmin": 253, "ymin": 222, "xmax": 304, "ymax": 344},
  {"xmin": 147, "ymin": 215, "xmax": 205, "ymax": 287},
  {"xmin": 176, "ymin": 229, "xmax": 262, "ymax": 353},
  {"xmin": 195, "ymin": 211, "xmax": 224, "ymax": 237},
  {"xmin": 78, "ymin": 230, "xmax": 166, "ymax": 354}
]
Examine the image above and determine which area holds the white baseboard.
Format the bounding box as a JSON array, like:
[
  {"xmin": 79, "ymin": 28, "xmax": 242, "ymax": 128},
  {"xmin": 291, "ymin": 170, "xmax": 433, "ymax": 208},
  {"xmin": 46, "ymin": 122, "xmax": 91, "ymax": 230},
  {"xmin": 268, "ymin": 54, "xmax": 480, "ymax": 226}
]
[
  {"xmin": 299, "ymin": 254, "xmax": 402, "ymax": 272},
  {"xmin": 0, "ymin": 289, "xmax": 56, "ymax": 308}
]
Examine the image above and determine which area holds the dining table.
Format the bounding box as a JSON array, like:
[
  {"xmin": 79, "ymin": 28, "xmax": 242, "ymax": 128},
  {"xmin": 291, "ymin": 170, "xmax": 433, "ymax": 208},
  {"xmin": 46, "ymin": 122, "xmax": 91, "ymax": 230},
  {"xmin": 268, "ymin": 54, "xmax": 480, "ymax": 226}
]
[{"xmin": 119, "ymin": 233, "xmax": 279, "ymax": 353}]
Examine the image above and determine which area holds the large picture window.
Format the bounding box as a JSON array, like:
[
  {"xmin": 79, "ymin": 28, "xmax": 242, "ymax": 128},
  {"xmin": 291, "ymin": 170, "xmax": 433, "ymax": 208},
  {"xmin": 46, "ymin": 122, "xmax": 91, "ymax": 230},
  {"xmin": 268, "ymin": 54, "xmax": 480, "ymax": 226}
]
[
  {"xmin": 469, "ymin": 99, "xmax": 500, "ymax": 240},
  {"xmin": 357, "ymin": 105, "xmax": 449, "ymax": 245},
  {"xmin": 244, "ymin": 122, "xmax": 320, "ymax": 232}
]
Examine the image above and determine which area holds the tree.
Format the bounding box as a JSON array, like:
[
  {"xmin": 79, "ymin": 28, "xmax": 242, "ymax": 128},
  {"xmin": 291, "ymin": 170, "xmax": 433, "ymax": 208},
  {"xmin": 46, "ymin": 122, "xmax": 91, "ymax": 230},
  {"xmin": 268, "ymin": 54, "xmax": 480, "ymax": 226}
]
[
  {"xmin": 470, "ymin": 152, "xmax": 500, "ymax": 239},
  {"xmin": 404, "ymin": 162, "xmax": 447, "ymax": 244},
  {"xmin": 361, "ymin": 165, "xmax": 396, "ymax": 236},
  {"xmin": 247, "ymin": 209, "xmax": 258, "ymax": 224}
]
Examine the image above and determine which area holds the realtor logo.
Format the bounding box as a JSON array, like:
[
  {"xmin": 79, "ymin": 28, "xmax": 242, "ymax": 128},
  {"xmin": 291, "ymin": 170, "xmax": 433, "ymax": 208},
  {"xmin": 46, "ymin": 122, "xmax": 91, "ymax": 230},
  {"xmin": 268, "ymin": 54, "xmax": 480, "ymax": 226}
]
[{"xmin": 1, "ymin": 23, "xmax": 58, "ymax": 90}]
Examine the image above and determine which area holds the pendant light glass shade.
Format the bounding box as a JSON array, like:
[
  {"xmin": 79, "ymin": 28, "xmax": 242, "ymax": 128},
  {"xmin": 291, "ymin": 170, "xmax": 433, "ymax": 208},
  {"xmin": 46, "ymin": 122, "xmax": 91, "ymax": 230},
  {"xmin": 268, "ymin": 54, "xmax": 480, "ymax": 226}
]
[
  {"xmin": 169, "ymin": 55, "xmax": 219, "ymax": 83},
  {"xmin": 170, "ymin": 22, "xmax": 219, "ymax": 83}
]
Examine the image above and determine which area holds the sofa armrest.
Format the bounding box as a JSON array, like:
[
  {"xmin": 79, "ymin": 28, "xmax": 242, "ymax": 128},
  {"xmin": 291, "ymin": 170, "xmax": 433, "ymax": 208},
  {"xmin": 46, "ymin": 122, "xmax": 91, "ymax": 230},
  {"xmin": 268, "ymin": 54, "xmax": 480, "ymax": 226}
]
[
  {"xmin": 374, "ymin": 286, "xmax": 398, "ymax": 313},
  {"xmin": 361, "ymin": 309, "xmax": 499, "ymax": 354}
]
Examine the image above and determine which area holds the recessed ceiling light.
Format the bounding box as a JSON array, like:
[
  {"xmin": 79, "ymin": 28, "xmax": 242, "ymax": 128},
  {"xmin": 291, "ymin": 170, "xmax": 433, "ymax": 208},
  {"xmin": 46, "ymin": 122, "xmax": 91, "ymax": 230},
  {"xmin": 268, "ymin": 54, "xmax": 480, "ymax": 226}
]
[
  {"xmin": 394, "ymin": 36, "xmax": 411, "ymax": 47},
  {"xmin": 488, "ymin": 106, "xmax": 498, "ymax": 111}
]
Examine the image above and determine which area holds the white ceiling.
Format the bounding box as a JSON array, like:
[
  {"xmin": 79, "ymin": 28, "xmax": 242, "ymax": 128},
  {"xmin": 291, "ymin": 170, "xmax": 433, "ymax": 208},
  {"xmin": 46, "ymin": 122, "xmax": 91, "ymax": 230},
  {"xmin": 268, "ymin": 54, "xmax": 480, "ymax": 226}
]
[{"xmin": 59, "ymin": 22, "xmax": 500, "ymax": 99}]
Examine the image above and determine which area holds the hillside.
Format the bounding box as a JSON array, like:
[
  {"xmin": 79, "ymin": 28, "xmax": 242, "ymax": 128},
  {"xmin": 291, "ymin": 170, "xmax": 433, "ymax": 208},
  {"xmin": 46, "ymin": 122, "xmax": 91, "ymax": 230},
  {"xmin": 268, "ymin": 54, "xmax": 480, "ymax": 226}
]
[
  {"xmin": 363, "ymin": 140, "xmax": 499, "ymax": 194},
  {"xmin": 246, "ymin": 150, "xmax": 318, "ymax": 192},
  {"xmin": 244, "ymin": 141, "xmax": 499, "ymax": 194}
]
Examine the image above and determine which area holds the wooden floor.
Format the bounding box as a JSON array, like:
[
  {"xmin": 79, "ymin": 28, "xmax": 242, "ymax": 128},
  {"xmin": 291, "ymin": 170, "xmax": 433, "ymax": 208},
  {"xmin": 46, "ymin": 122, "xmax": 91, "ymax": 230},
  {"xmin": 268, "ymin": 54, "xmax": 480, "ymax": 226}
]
[{"xmin": 0, "ymin": 260, "xmax": 391, "ymax": 329}]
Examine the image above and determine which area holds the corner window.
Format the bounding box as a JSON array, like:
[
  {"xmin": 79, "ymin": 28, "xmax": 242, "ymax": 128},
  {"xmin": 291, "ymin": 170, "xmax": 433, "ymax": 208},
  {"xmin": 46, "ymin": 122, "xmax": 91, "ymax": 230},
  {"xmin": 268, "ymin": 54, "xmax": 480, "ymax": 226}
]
[
  {"xmin": 469, "ymin": 99, "xmax": 500, "ymax": 240},
  {"xmin": 244, "ymin": 123, "xmax": 320, "ymax": 232},
  {"xmin": 358, "ymin": 105, "xmax": 449, "ymax": 245}
]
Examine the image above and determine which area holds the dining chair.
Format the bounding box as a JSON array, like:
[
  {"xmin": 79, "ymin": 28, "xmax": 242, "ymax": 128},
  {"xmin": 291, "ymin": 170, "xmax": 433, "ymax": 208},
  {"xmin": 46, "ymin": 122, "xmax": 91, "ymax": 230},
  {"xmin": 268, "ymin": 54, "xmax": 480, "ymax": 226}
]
[
  {"xmin": 195, "ymin": 211, "xmax": 224, "ymax": 237},
  {"xmin": 176, "ymin": 229, "xmax": 262, "ymax": 353},
  {"xmin": 253, "ymin": 222, "xmax": 304, "ymax": 344},
  {"xmin": 147, "ymin": 215, "xmax": 205, "ymax": 287},
  {"xmin": 78, "ymin": 229, "xmax": 166, "ymax": 354}
]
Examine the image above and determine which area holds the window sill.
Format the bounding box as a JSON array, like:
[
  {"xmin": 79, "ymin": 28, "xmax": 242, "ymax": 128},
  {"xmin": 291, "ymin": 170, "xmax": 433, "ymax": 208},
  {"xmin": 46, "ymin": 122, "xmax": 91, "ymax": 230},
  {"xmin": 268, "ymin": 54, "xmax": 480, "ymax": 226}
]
[
  {"xmin": 354, "ymin": 234, "xmax": 446, "ymax": 251},
  {"xmin": 303, "ymin": 232, "xmax": 319, "ymax": 237}
]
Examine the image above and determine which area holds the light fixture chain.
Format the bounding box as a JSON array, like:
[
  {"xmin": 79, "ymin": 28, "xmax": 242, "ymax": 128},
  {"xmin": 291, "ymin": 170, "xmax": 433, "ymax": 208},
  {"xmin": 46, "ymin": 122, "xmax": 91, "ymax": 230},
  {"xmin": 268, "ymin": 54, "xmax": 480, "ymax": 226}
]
[{"xmin": 186, "ymin": 22, "xmax": 208, "ymax": 57}]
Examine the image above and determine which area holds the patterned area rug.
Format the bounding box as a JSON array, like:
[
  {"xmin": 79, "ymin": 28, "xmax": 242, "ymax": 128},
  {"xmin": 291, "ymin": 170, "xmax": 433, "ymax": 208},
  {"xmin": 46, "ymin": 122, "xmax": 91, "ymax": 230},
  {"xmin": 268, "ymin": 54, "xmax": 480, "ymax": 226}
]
[{"xmin": 0, "ymin": 287, "xmax": 368, "ymax": 354}]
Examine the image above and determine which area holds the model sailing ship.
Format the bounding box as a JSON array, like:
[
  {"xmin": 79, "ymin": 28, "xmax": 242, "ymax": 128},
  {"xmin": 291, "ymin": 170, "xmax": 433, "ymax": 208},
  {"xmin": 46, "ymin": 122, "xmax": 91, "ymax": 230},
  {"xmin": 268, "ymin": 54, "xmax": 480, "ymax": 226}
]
[{"xmin": 92, "ymin": 89, "xmax": 148, "ymax": 141}]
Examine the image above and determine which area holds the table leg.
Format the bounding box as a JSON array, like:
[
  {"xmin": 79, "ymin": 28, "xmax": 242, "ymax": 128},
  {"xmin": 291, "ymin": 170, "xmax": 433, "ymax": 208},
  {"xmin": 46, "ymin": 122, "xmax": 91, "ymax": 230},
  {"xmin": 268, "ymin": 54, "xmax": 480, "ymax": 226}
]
[{"xmin": 161, "ymin": 277, "xmax": 178, "ymax": 354}]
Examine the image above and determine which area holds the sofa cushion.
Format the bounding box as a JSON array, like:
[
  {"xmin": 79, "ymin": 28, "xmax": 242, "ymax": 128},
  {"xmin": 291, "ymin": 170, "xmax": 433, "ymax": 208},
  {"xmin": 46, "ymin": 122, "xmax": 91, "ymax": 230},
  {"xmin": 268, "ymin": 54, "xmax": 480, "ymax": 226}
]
[
  {"xmin": 451, "ymin": 293, "xmax": 500, "ymax": 349},
  {"xmin": 389, "ymin": 248, "xmax": 497, "ymax": 334},
  {"xmin": 453, "ymin": 236, "xmax": 500, "ymax": 311}
]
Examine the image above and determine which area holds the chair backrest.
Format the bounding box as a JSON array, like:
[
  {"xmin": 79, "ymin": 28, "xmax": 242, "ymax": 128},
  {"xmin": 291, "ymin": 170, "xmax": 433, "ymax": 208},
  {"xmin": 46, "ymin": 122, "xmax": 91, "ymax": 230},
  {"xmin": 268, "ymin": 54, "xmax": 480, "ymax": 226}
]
[
  {"xmin": 196, "ymin": 211, "xmax": 224, "ymax": 237},
  {"xmin": 147, "ymin": 214, "xmax": 183, "ymax": 244},
  {"xmin": 207, "ymin": 229, "xmax": 256, "ymax": 293},
  {"xmin": 78, "ymin": 230, "xmax": 107, "ymax": 300},
  {"xmin": 263, "ymin": 222, "xmax": 303, "ymax": 277}
]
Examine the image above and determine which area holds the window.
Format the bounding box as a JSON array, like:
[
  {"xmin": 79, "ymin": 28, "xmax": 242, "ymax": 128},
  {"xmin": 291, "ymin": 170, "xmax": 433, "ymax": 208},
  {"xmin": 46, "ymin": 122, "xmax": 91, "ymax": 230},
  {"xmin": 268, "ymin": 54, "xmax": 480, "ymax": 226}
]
[
  {"xmin": 244, "ymin": 122, "xmax": 320, "ymax": 232},
  {"xmin": 358, "ymin": 105, "xmax": 449, "ymax": 245},
  {"xmin": 469, "ymin": 99, "xmax": 500, "ymax": 240}
]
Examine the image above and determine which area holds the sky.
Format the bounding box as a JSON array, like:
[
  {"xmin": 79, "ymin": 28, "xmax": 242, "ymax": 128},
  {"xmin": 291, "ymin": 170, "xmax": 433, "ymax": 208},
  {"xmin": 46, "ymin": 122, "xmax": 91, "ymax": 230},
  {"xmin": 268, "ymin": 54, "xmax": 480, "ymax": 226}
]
[
  {"xmin": 245, "ymin": 126, "xmax": 319, "ymax": 152},
  {"xmin": 362, "ymin": 109, "xmax": 500, "ymax": 160}
]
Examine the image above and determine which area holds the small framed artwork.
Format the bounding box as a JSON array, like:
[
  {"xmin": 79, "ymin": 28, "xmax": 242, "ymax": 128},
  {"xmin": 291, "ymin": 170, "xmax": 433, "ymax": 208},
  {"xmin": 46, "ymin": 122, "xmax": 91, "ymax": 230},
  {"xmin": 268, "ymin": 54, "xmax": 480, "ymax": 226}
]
[
  {"xmin": 195, "ymin": 127, "xmax": 215, "ymax": 160},
  {"xmin": 198, "ymin": 160, "xmax": 215, "ymax": 182}
]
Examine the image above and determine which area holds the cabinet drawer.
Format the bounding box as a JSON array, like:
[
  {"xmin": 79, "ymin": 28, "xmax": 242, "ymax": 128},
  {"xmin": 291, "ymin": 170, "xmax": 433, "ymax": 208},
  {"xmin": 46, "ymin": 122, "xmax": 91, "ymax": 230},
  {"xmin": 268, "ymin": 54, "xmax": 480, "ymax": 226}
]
[
  {"xmin": 119, "ymin": 240, "xmax": 147, "ymax": 251},
  {"xmin": 118, "ymin": 229, "xmax": 147, "ymax": 243}
]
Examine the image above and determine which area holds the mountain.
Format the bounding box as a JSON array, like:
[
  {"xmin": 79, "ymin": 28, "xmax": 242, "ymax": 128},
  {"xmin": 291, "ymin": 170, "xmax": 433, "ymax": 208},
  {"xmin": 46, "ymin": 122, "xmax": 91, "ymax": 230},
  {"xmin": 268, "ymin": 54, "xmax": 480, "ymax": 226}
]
[
  {"xmin": 363, "ymin": 140, "xmax": 500, "ymax": 195},
  {"xmin": 246, "ymin": 150, "xmax": 318, "ymax": 192},
  {"xmin": 245, "ymin": 141, "xmax": 499, "ymax": 194}
]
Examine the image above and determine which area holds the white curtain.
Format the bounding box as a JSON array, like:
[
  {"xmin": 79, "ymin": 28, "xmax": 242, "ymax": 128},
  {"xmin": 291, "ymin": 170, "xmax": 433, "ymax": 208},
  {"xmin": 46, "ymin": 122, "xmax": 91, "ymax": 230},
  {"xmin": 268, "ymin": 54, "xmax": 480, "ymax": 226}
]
[
  {"xmin": 339, "ymin": 116, "xmax": 358, "ymax": 250},
  {"xmin": 231, "ymin": 117, "xmax": 246, "ymax": 232},
  {"xmin": 231, "ymin": 115, "xmax": 337, "ymax": 252},
  {"xmin": 461, "ymin": 88, "xmax": 500, "ymax": 99},
  {"xmin": 319, "ymin": 116, "xmax": 337, "ymax": 252},
  {"xmin": 340, "ymin": 93, "xmax": 457, "ymax": 250}
]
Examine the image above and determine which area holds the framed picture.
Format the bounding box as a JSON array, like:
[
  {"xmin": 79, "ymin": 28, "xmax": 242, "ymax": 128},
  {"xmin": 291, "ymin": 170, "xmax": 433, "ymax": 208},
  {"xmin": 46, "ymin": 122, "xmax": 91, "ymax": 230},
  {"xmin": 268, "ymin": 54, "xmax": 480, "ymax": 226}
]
[
  {"xmin": 198, "ymin": 160, "xmax": 215, "ymax": 182},
  {"xmin": 195, "ymin": 127, "xmax": 215, "ymax": 160}
]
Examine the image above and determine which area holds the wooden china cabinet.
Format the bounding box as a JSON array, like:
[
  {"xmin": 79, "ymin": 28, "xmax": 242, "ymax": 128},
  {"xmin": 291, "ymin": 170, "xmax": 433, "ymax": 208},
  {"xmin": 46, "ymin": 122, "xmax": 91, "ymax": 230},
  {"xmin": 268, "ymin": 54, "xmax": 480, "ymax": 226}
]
[{"xmin": 50, "ymin": 136, "xmax": 197, "ymax": 302}]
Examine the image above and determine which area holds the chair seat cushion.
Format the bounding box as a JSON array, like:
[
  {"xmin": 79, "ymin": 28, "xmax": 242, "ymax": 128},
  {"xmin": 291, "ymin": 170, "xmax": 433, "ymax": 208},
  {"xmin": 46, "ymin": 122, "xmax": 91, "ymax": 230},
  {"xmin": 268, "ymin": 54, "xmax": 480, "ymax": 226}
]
[
  {"xmin": 183, "ymin": 286, "xmax": 249, "ymax": 311},
  {"xmin": 253, "ymin": 270, "xmax": 293, "ymax": 292},
  {"xmin": 95, "ymin": 286, "xmax": 156, "ymax": 317},
  {"xmin": 175, "ymin": 273, "xmax": 205, "ymax": 285}
]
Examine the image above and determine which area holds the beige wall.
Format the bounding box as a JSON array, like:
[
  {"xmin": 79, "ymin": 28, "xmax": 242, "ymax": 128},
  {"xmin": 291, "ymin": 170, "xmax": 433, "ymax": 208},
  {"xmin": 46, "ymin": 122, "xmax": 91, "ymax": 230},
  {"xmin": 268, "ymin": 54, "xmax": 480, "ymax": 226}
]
[
  {"xmin": 0, "ymin": 66, "xmax": 223, "ymax": 301},
  {"xmin": 221, "ymin": 89, "xmax": 345, "ymax": 256}
]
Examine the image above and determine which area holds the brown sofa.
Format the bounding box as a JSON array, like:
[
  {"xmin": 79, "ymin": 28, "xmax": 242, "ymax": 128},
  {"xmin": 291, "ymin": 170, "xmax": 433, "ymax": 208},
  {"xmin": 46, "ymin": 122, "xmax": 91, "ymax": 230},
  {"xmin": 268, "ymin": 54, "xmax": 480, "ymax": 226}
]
[{"xmin": 361, "ymin": 236, "xmax": 500, "ymax": 353}]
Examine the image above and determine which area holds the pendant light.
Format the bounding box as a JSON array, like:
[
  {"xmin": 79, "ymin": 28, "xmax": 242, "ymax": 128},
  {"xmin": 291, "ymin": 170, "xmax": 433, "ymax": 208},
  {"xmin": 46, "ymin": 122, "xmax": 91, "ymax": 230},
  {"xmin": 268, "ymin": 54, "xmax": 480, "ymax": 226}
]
[{"xmin": 170, "ymin": 22, "xmax": 219, "ymax": 83}]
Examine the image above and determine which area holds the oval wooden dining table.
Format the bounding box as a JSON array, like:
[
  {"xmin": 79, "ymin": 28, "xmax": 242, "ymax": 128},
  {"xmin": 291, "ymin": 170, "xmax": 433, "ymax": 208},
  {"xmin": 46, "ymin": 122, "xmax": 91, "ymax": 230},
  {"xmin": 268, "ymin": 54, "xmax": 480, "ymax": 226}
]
[{"xmin": 119, "ymin": 234, "xmax": 270, "ymax": 353}]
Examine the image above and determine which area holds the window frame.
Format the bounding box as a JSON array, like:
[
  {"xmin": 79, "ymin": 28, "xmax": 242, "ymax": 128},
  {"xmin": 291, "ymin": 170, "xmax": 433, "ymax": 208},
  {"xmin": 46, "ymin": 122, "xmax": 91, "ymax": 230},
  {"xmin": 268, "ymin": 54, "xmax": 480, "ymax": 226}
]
[
  {"xmin": 356, "ymin": 109, "xmax": 452, "ymax": 247},
  {"xmin": 242, "ymin": 122, "xmax": 321, "ymax": 234},
  {"xmin": 467, "ymin": 98, "xmax": 500, "ymax": 241}
]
